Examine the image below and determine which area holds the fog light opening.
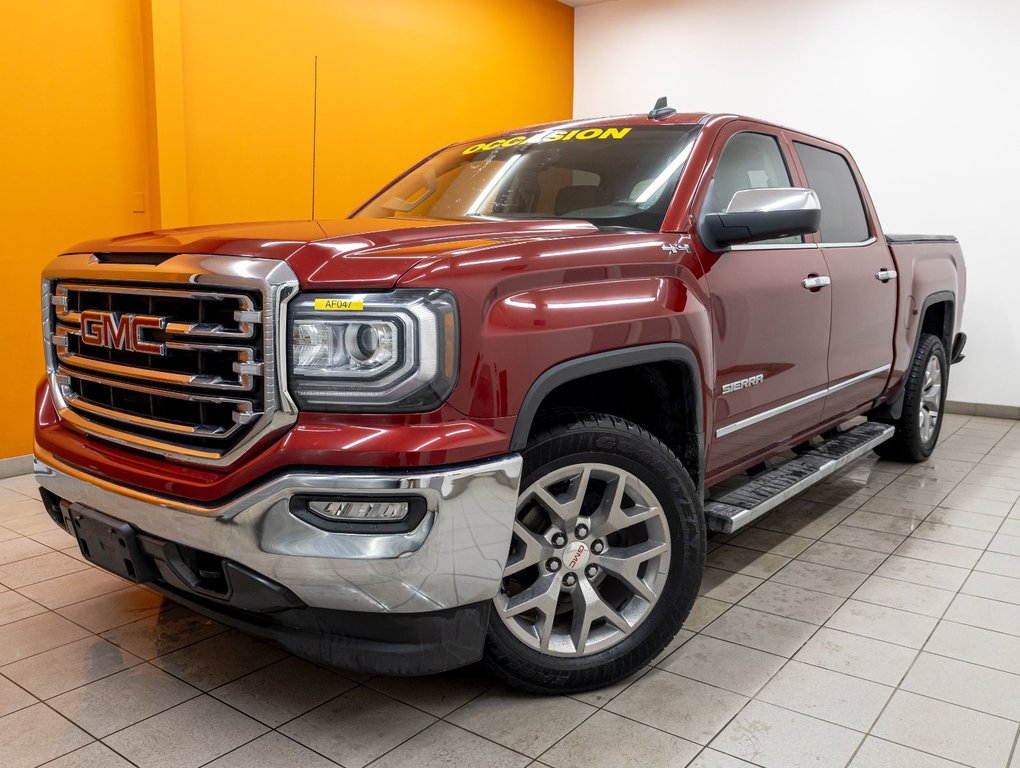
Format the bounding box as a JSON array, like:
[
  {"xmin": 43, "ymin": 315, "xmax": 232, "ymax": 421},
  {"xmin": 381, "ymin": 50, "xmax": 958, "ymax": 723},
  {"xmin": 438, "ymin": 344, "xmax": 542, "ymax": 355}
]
[
  {"xmin": 289, "ymin": 494, "xmax": 428, "ymax": 534},
  {"xmin": 307, "ymin": 499, "xmax": 409, "ymax": 522}
]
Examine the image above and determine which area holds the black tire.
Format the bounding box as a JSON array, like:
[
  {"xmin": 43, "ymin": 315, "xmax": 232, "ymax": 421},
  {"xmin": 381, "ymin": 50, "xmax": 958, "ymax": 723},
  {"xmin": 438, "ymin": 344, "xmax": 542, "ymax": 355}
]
[
  {"xmin": 872, "ymin": 333, "xmax": 948, "ymax": 462},
  {"xmin": 483, "ymin": 412, "xmax": 705, "ymax": 694}
]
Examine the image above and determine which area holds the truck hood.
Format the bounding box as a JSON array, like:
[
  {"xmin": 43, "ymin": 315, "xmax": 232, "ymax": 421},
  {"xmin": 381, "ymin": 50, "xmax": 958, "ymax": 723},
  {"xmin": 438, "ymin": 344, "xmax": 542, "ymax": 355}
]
[{"xmin": 66, "ymin": 217, "xmax": 601, "ymax": 288}]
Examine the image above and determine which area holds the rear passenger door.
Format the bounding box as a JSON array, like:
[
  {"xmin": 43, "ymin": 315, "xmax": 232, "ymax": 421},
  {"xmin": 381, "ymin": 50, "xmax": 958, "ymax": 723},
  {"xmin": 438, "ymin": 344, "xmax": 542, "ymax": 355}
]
[{"xmin": 791, "ymin": 141, "xmax": 896, "ymax": 421}]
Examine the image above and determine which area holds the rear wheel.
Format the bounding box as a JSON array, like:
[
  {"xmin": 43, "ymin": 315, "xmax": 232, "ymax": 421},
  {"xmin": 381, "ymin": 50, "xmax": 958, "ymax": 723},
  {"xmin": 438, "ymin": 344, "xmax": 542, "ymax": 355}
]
[
  {"xmin": 873, "ymin": 333, "xmax": 947, "ymax": 462},
  {"xmin": 484, "ymin": 412, "xmax": 705, "ymax": 694}
]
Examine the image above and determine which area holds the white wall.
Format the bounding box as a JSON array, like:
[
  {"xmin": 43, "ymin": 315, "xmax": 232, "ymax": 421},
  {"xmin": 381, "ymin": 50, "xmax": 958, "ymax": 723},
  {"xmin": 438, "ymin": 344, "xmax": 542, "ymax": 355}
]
[{"xmin": 575, "ymin": 0, "xmax": 1020, "ymax": 407}]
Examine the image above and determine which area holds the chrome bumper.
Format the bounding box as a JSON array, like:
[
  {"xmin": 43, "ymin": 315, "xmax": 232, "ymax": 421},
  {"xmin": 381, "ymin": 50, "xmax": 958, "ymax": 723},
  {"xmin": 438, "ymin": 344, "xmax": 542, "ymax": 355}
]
[{"xmin": 34, "ymin": 451, "xmax": 523, "ymax": 613}]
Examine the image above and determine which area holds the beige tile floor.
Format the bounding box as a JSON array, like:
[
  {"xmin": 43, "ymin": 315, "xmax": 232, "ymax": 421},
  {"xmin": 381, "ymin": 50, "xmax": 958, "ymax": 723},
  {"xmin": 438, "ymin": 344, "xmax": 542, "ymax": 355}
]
[{"xmin": 3, "ymin": 413, "xmax": 1020, "ymax": 767}]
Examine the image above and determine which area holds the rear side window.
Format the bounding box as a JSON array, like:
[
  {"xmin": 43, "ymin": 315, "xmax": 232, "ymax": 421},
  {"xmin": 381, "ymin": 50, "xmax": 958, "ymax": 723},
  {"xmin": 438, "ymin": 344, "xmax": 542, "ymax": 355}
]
[{"xmin": 794, "ymin": 142, "xmax": 870, "ymax": 243}]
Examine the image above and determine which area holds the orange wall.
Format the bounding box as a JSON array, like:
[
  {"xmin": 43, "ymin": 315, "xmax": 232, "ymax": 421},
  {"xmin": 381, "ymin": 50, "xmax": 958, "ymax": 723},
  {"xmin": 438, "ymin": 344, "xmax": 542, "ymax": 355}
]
[
  {"xmin": 178, "ymin": 0, "xmax": 575, "ymax": 224},
  {"xmin": 0, "ymin": 0, "xmax": 573, "ymax": 460},
  {"xmin": 0, "ymin": 0, "xmax": 156, "ymax": 462}
]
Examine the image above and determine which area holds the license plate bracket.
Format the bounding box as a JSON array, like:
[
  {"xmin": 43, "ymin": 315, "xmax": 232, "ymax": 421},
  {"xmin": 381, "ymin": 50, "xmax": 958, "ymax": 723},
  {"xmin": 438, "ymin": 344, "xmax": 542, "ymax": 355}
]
[{"xmin": 69, "ymin": 504, "xmax": 159, "ymax": 583}]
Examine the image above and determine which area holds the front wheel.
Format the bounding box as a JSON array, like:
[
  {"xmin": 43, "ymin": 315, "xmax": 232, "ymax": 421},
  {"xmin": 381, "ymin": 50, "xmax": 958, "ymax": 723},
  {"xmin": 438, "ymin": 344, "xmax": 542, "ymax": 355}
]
[
  {"xmin": 873, "ymin": 333, "xmax": 948, "ymax": 462},
  {"xmin": 484, "ymin": 412, "xmax": 705, "ymax": 694}
]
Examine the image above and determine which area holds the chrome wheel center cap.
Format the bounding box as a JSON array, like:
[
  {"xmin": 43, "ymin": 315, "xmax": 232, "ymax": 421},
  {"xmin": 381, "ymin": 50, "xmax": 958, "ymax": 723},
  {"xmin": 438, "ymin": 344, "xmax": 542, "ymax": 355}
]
[{"xmin": 563, "ymin": 541, "xmax": 590, "ymax": 572}]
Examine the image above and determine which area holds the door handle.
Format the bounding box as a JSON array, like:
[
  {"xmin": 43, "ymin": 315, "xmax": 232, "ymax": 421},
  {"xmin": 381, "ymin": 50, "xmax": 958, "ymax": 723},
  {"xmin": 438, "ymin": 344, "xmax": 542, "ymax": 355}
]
[
  {"xmin": 875, "ymin": 268, "xmax": 898, "ymax": 282},
  {"xmin": 802, "ymin": 275, "xmax": 831, "ymax": 290}
]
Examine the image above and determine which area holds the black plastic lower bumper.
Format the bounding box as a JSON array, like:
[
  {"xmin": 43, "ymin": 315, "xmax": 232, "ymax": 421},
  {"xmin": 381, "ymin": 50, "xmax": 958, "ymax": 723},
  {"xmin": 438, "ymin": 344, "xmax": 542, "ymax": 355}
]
[
  {"xmin": 39, "ymin": 488, "xmax": 491, "ymax": 676},
  {"xmin": 148, "ymin": 582, "xmax": 491, "ymax": 676}
]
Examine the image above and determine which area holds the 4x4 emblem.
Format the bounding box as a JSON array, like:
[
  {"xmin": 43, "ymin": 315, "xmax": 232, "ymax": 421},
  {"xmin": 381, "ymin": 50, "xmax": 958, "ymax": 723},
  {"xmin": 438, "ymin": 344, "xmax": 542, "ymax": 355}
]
[
  {"xmin": 661, "ymin": 242, "xmax": 691, "ymax": 255},
  {"xmin": 79, "ymin": 311, "xmax": 167, "ymax": 356}
]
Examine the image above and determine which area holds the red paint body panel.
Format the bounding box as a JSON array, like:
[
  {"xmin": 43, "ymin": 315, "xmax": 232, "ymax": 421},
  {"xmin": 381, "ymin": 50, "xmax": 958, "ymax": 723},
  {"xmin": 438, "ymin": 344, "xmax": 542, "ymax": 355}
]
[
  {"xmin": 35, "ymin": 380, "xmax": 514, "ymax": 502},
  {"xmin": 39, "ymin": 112, "xmax": 966, "ymax": 501},
  {"xmin": 887, "ymin": 240, "xmax": 966, "ymax": 383},
  {"xmin": 701, "ymin": 244, "xmax": 832, "ymax": 472}
]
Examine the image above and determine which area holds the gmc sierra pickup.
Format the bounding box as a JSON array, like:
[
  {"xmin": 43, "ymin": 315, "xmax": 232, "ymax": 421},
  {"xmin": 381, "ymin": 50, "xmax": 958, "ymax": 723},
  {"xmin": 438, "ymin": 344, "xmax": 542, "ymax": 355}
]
[{"xmin": 35, "ymin": 102, "xmax": 966, "ymax": 693}]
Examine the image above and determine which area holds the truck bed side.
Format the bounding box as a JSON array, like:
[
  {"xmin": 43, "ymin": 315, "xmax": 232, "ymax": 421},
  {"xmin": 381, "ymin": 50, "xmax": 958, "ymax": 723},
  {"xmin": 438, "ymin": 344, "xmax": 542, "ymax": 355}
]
[{"xmin": 885, "ymin": 234, "xmax": 966, "ymax": 387}]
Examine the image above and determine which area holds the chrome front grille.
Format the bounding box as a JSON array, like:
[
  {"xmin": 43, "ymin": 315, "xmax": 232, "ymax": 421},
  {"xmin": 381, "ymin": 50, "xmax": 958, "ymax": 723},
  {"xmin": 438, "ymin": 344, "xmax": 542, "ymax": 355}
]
[
  {"xmin": 53, "ymin": 283, "xmax": 262, "ymax": 393},
  {"xmin": 42, "ymin": 254, "xmax": 299, "ymax": 466}
]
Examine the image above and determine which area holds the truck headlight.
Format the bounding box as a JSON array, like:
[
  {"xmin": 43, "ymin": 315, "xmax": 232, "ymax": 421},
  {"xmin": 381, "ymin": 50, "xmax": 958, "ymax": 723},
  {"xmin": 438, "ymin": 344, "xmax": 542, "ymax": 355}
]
[{"xmin": 288, "ymin": 290, "xmax": 458, "ymax": 411}]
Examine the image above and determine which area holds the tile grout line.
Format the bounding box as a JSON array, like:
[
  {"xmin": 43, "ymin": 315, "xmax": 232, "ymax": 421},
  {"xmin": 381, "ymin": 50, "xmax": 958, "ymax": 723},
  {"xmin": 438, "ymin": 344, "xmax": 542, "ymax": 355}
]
[
  {"xmin": 0, "ymin": 615, "xmax": 228, "ymax": 713},
  {"xmin": 1007, "ymin": 726, "xmax": 1020, "ymax": 768},
  {"xmin": 14, "ymin": 708, "xmax": 91, "ymax": 768},
  {"xmin": 192, "ymin": 663, "xmax": 373, "ymax": 768},
  {"xmin": 11, "ymin": 608, "xmax": 500, "ymax": 768},
  {"xmin": 229, "ymin": 669, "xmax": 533, "ymax": 768},
  {"xmin": 851, "ymin": 416, "xmax": 1020, "ymax": 766},
  {"xmin": 835, "ymin": 415, "xmax": 988, "ymax": 768},
  {"xmin": 9, "ymin": 414, "xmax": 1020, "ymax": 768},
  {"xmin": 192, "ymin": 729, "xmax": 343, "ymax": 768},
  {"xmin": 367, "ymin": 419, "xmax": 982, "ymax": 767},
  {"xmin": 699, "ymin": 419, "xmax": 981, "ymax": 767},
  {"xmin": 844, "ymin": 503, "xmax": 1010, "ymax": 535},
  {"xmin": 119, "ymin": 426, "xmax": 1011, "ymax": 762},
  {"xmin": 30, "ymin": 583, "xmax": 158, "ymax": 616},
  {"xmin": 0, "ymin": 596, "xmax": 216, "ymax": 674},
  {"xmin": 362, "ymin": 681, "xmax": 531, "ymax": 765},
  {"xmin": 347, "ymin": 680, "xmax": 543, "ymax": 768}
]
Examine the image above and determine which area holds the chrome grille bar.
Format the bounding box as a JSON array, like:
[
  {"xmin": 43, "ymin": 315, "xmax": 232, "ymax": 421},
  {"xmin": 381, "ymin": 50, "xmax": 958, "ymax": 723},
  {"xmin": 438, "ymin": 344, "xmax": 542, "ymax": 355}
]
[
  {"xmin": 53, "ymin": 327, "xmax": 258, "ymax": 391},
  {"xmin": 55, "ymin": 367, "xmax": 255, "ymax": 438},
  {"xmin": 42, "ymin": 253, "xmax": 299, "ymax": 467},
  {"xmin": 53, "ymin": 283, "xmax": 259, "ymax": 339},
  {"xmin": 58, "ymin": 312, "xmax": 255, "ymax": 339}
]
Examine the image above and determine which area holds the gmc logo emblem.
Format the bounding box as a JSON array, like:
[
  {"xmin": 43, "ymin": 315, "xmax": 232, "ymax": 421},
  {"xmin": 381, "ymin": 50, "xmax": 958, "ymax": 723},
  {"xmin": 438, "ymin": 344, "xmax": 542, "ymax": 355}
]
[
  {"xmin": 79, "ymin": 311, "xmax": 166, "ymax": 355},
  {"xmin": 566, "ymin": 543, "xmax": 587, "ymax": 570}
]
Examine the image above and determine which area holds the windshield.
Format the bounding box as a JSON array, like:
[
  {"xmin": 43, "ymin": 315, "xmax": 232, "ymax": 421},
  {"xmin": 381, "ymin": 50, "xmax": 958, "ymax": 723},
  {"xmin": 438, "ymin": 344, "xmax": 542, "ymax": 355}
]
[{"xmin": 354, "ymin": 124, "xmax": 701, "ymax": 232}]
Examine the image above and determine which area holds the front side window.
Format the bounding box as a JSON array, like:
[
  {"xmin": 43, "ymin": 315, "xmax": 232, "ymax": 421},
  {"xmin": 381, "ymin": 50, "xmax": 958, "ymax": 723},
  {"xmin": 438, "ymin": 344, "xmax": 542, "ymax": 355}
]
[
  {"xmin": 704, "ymin": 131, "xmax": 801, "ymax": 244},
  {"xmin": 794, "ymin": 142, "xmax": 870, "ymax": 243},
  {"xmin": 354, "ymin": 125, "xmax": 701, "ymax": 232}
]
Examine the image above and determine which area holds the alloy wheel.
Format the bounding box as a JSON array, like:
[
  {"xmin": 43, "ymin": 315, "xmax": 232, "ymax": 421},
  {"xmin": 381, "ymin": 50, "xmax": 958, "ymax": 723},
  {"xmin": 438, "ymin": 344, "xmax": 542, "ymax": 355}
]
[
  {"xmin": 919, "ymin": 355, "xmax": 942, "ymax": 444},
  {"xmin": 494, "ymin": 462, "xmax": 671, "ymax": 657}
]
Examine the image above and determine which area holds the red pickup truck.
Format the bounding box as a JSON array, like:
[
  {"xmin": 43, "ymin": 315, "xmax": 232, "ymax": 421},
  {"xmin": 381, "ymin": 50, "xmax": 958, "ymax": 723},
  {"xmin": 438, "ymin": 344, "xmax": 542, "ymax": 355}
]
[{"xmin": 34, "ymin": 103, "xmax": 966, "ymax": 693}]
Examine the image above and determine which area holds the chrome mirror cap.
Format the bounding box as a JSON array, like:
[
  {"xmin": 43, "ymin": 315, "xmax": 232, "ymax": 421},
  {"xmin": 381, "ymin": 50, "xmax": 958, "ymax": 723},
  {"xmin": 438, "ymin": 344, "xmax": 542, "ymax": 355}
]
[{"xmin": 726, "ymin": 187, "xmax": 820, "ymax": 214}]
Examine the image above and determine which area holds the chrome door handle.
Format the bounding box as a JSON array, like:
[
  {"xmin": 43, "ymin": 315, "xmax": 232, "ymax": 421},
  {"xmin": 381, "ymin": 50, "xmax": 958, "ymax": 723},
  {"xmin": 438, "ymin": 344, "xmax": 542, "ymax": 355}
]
[
  {"xmin": 802, "ymin": 275, "xmax": 831, "ymax": 290},
  {"xmin": 875, "ymin": 268, "xmax": 898, "ymax": 282}
]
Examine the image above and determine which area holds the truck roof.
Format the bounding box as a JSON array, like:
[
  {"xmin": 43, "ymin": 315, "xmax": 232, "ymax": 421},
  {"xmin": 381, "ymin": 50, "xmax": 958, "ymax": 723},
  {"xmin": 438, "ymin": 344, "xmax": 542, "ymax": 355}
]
[
  {"xmin": 459, "ymin": 111, "xmax": 843, "ymax": 153},
  {"xmin": 462, "ymin": 112, "xmax": 713, "ymax": 144}
]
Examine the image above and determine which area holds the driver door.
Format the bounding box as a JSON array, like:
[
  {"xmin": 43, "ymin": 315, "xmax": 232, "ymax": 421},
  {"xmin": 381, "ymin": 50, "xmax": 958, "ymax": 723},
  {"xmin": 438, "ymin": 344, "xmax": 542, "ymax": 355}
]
[{"xmin": 697, "ymin": 128, "xmax": 832, "ymax": 474}]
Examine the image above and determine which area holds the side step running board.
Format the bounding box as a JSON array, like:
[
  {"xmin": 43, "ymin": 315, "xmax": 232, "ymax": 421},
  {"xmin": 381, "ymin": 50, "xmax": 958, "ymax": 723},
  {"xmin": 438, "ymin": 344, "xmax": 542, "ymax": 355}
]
[{"xmin": 704, "ymin": 422, "xmax": 895, "ymax": 534}]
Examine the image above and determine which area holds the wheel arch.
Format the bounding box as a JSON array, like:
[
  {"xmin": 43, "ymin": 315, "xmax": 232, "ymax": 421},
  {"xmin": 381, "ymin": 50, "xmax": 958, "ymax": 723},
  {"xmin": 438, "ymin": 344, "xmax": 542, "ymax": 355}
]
[
  {"xmin": 918, "ymin": 291, "xmax": 955, "ymax": 353},
  {"xmin": 509, "ymin": 344, "xmax": 705, "ymax": 488},
  {"xmin": 872, "ymin": 290, "xmax": 954, "ymax": 421}
]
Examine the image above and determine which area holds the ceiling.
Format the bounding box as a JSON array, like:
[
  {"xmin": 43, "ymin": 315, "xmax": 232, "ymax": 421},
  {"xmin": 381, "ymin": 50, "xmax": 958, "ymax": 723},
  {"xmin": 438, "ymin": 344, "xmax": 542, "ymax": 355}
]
[{"xmin": 557, "ymin": 0, "xmax": 614, "ymax": 7}]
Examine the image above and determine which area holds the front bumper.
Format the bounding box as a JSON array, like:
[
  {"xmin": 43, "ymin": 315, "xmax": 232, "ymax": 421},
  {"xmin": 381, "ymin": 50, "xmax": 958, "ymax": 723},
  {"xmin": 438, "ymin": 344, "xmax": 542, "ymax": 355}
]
[
  {"xmin": 35, "ymin": 449, "xmax": 522, "ymax": 674},
  {"xmin": 34, "ymin": 448, "xmax": 522, "ymax": 614}
]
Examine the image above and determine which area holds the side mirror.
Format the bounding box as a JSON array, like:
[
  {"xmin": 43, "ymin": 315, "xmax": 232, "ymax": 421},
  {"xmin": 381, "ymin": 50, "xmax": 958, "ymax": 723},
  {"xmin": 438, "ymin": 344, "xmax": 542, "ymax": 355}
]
[{"xmin": 699, "ymin": 188, "xmax": 821, "ymax": 251}]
